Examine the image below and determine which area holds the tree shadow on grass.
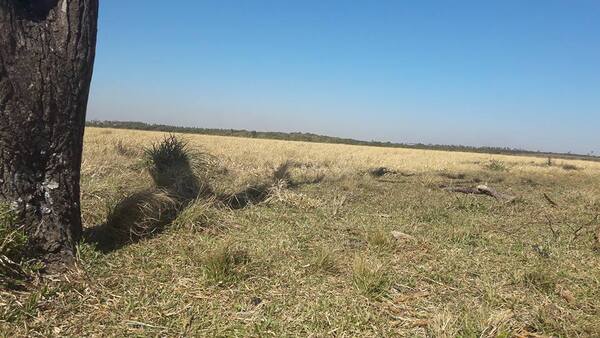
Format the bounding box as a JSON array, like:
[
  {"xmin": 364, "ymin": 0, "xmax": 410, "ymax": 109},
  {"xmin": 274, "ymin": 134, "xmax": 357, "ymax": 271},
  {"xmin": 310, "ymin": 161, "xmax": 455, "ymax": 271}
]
[
  {"xmin": 84, "ymin": 135, "xmax": 210, "ymax": 252},
  {"xmin": 84, "ymin": 150, "xmax": 324, "ymax": 252},
  {"xmin": 218, "ymin": 161, "xmax": 325, "ymax": 210},
  {"xmin": 84, "ymin": 189, "xmax": 181, "ymax": 252}
]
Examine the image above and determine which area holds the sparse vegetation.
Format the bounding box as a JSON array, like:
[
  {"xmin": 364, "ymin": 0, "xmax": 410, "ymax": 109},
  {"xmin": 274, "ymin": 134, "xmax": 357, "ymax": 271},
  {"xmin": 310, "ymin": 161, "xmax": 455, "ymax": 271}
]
[
  {"xmin": 2, "ymin": 127, "xmax": 600, "ymax": 336},
  {"xmin": 0, "ymin": 205, "xmax": 27, "ymax": 286},
  {"xmin": 113, "ymin": 139, "xmax": 139, "ymax": 157},
  {"xmin": 144, "ymin": 134, "xmax": 195, "ymax": 188},
  {"xmin": 308, "ymin": 246, "xmax": 338, "ymax": 274},
  {"xmin": 484, "ymin": 159, "xmax": 509, "ymax": 172},
  {"xmin": 0, "ymin": 205, "xmax": 42, "ymax": 289},
  {"xmin": 521, "ymin": 264, "xmax": 557, "ymax": 294},
  {"xmin": 351, "ymin": 255, "xmax": 390, "ymax": 298},
  {"xmin": 364, "ymin": 225, "xmax": 394, "ymax": 251},
  {"xmin": 201, "ymin": 240, "xmax": 250, "ymax": 285},
  {"xmin": 561, "ymin": 163, "xmax": 580, "ymax": 171}
]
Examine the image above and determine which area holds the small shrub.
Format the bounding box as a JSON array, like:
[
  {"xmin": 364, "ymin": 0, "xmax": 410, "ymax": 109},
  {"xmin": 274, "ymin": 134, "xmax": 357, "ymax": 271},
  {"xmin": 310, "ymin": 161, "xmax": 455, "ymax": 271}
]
[{"xmin": 352, "ymin": 255, "xmax": 390, "ymax": 298}]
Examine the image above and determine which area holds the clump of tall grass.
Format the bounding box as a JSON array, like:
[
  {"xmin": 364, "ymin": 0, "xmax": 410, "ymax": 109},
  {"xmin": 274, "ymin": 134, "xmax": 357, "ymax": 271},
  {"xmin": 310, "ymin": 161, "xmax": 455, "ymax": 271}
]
[
  {"xmin": 144, "ymin": 134, "xmax": 213, "ymax": 198},
  {"xmin": 351, "ymin": 255, "xmax": 390, "ymax": 298},
  {"xmin": 88, "ymin": 135, "xmax": 216, "ymax": 250},
  {"xmin": 145, "ymin": 135, "xmax": 190, "ymax": 171},
  {"xmin": 364, "ymin": 226, "xmax": 394, "ymax": 251},
  {"xmin": 201, "ymin": 240, "xmax": 250, "ymax": 285},
  {"xmin": 172, "ymin": 197, "xmax": 217, "ymax": 231},
  {"xmin": 484, "ymin": 159, "xmax": 509, "ymax": 172},
  {"xmin": 521, "ymin": 264, "xmax": 557, "ymax": 294},
  {"xmin": 308, "ymin": 246, "xmax": 339, "ymax": 274},
  {"xmin": 273, "ymin": 161, "xmax": 292, "ymax": 184},
  {"xmin": 0, "ymin": 204, "xmax": 38, "ymax": 287}
]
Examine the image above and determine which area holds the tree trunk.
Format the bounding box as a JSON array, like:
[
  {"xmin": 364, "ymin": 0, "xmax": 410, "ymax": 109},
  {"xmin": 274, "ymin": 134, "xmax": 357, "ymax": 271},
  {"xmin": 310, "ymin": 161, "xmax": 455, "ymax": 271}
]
[{"xmin": 0, "ymin": 0, "xmax": 98, "ymax": 265}]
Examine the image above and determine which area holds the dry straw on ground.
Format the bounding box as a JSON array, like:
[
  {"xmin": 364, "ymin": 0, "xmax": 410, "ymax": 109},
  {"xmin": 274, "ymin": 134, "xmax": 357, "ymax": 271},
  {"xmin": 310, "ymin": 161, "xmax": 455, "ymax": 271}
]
[{"xmin": 2, "ymin": 127, "xmax": 600, "ymax": 337}]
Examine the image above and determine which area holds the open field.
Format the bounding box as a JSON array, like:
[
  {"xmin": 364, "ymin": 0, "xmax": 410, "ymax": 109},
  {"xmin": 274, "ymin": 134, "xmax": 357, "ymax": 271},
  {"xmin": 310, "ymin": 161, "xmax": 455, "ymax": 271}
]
[{"xmin": 2, "ymin": 127, "xmax": 600, "ymax": 337}]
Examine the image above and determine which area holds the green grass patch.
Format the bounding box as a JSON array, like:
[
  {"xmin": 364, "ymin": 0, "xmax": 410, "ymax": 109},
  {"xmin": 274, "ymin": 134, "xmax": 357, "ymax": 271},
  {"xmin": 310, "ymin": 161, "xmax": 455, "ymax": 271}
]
[{"xmin": 351, "ymin": 255, "xmax": 390, "ymax": 298}]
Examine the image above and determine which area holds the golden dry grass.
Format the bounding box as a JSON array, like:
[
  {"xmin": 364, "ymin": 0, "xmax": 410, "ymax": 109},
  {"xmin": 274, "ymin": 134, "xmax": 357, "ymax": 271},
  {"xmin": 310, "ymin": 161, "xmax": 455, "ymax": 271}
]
[{"xmin": 2, "ymin": 127, "xmax": 600, "ymax": 337}]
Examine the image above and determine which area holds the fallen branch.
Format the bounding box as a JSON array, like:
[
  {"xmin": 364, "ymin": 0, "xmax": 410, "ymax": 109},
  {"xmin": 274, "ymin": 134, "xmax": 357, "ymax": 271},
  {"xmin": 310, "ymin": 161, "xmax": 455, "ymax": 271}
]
[{"xmin": 442, "ymin": 184, "xmax": 516, "ymax": 202}]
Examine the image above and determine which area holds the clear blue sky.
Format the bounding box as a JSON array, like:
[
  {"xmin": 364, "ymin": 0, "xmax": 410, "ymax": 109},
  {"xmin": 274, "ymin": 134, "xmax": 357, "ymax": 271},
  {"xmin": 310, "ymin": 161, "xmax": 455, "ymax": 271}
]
[{"xmin": 88, "ymin": 0, "xmax": 600, "ymax": 154}]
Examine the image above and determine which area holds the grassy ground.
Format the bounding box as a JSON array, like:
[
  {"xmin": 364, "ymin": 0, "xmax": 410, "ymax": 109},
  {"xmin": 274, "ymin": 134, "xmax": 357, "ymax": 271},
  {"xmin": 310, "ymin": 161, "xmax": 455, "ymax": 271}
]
[{"xmin": 2, "ymin": 127, "xmax": 600, "ymax": 337}]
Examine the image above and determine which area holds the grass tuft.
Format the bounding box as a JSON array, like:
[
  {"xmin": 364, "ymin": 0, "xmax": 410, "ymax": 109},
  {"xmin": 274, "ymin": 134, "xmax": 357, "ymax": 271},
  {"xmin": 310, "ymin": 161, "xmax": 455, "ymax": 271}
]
[
  {"xmin": 521, "ymin": 264, "xmax": 557, "ymax": 294},
  {"xmin": 561, "ymin": 163, "xmax": 580, "ymax": 171},
  {"xmin": 0, "ymin": 204, "xmax": 31, "ymax": 287},
  {"xmin": 1, "ymin": 204, "xmax": 23, "ymax": 256},
  {"xmin": 484, "ymin": 159, "xmax": 509, "ymax": 172},
  {"xmin": 172, "ymin": 197, "xmax": 217, "ymax": 231},
  {"xmin": 144, "ymin": 134, "xmax": 191, "ymax": 175},
  {"xmin": 4, "ymin": 127, "xmax": 600, "ymax": 336},
  {"xmin": 364, "ymin": 226, "xmax": 393, "ymax": 251},
  {"xmin": 308, "ymin": 246, "xmax": 338, "ymax": 274},
  {"xmin": 144, "ymin": 134, "xmax": 211, "ymax": 198},
  {"xmin": 351, "ymin": 255, "xmax": 390, "ymax": 298},
  {"xmin": 112, "ymin": 139, "xmax": 139, "ymax": 157},
  {"xmin": 273, "ymin": 161, "xmax": 292, "ymax": 184},
  {"xmin": 201, "ymin": 240, "xmax": 250, "ymax": 285}
]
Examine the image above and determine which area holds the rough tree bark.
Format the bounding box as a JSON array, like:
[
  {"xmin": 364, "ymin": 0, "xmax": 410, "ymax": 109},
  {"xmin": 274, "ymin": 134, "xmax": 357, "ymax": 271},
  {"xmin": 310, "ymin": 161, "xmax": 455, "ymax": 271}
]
[{"xmin": 0, "ymin": 0, "xmax": 98, "ymax": 265}]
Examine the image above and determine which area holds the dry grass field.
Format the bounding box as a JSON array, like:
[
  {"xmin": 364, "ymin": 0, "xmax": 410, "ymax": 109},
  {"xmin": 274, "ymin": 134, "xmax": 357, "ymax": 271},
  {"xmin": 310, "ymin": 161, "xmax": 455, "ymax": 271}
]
[{"xmin": 2, "ymin": 127, "xmax": 600, "ymax": 337}]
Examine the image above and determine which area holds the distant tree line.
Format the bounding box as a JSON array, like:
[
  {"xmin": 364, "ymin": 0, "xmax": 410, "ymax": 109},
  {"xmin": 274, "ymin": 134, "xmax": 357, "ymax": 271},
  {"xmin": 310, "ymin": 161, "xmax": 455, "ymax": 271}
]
[{"xmin": 87, "ymin": 120, "xmax": 599, "ymax": 162}]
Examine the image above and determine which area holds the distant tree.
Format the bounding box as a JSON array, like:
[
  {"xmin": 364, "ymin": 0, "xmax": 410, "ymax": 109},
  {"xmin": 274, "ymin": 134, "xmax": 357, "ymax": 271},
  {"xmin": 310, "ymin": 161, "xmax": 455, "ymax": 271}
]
[{"xmin": 0, "ymin": 0, "xmax": 99, "ymax": 266}]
